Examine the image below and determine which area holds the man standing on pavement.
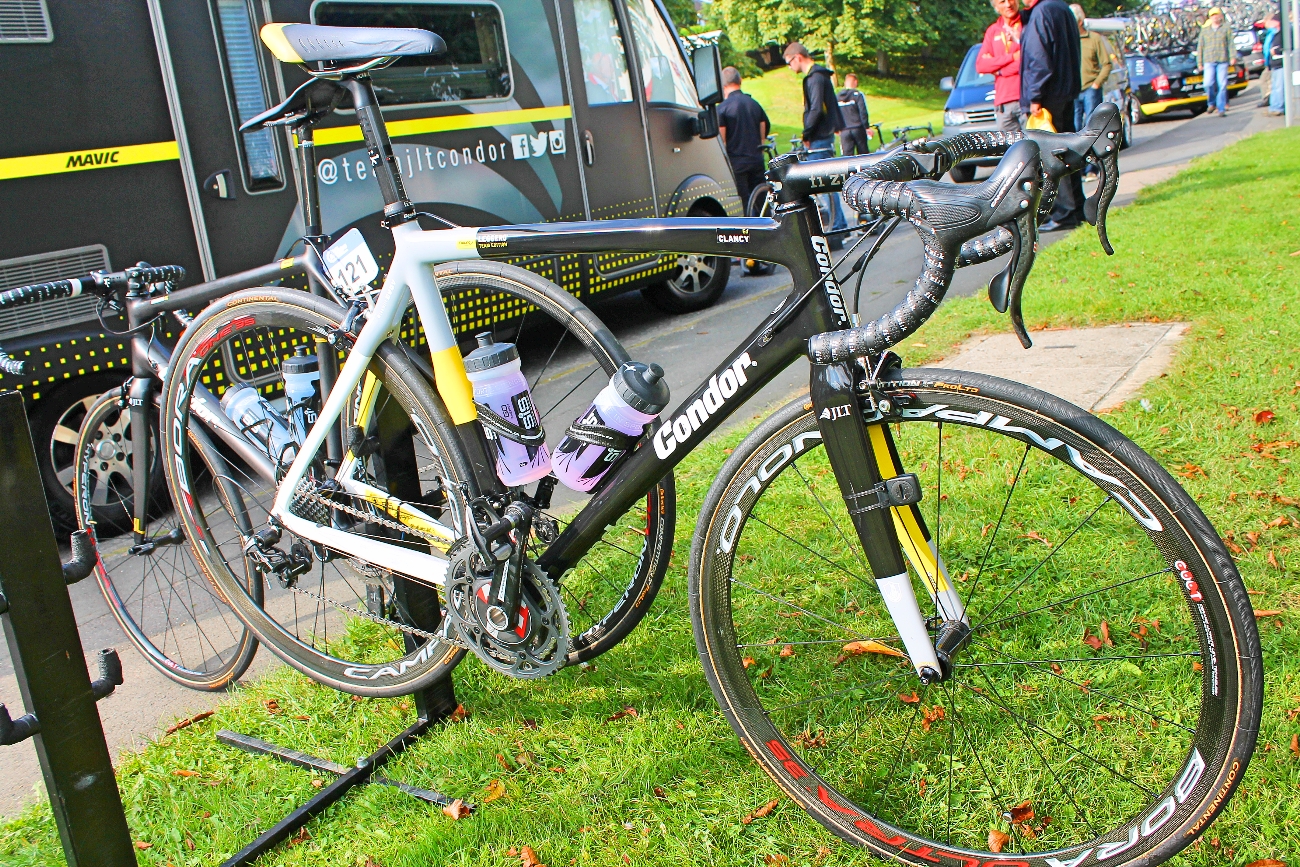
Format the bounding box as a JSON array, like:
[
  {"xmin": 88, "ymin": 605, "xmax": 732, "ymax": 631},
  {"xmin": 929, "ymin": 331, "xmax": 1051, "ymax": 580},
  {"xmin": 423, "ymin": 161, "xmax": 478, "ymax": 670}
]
[
  {"xmin": 1020, "ymin": 0, "xmax": 1083, "ymax": 231},
  {"xmin": 784, "ymin": 42, "xmax": 849, "ymax": 241},
  {"xmin": 716, "ymin": 66, "xmax": 770, "ymax": 213},
  {"xmin": 1197, "ymin": 7, "xmax": 1232, "ymax": 117},
  {"xmin": 1262, "ymin": 15, "xmax": 1285, "ymax": 116},
  {"xmin": 1071, "ymin": 4, "xmax": 1112, "ymax": 129},
  {"xmin": 977, "ymin": 0, "xmax": 1025, "ymax": 131},
  {"xmin": 837, "ymin": 73, "xmax": 871, "ymax": 155}
]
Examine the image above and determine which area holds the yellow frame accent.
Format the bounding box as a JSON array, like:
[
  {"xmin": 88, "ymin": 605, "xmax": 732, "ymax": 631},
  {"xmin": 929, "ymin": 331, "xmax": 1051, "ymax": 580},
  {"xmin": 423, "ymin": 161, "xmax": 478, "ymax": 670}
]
[{"xmin": 867, "ymin": 423, "xmax": 950, "ymax": 594}]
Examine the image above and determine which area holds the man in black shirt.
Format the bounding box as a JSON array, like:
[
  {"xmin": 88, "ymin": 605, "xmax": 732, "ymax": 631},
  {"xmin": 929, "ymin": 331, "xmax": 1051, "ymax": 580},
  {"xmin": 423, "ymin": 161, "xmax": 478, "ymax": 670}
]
[
  {"xmin": 837, "ymin": 73, "xmax": 871, "ymax": 156},
  {"xmin": 783, "ymin": 42, "xmax": 848, "ymax": 236},
  {"xmin": 717, "ymin": 66, "xmax": 770, "ymax": 213},
  {"xmin": 1019, "ymin": 0, "xmax": 1084, "ymax": 230}
]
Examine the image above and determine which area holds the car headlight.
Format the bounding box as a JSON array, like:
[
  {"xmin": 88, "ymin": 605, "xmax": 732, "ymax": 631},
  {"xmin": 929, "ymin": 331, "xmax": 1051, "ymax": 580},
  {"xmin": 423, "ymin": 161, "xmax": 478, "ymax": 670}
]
[{"xmin": 943, "ymin": 110, "xmax": 969, "ymax": 125}]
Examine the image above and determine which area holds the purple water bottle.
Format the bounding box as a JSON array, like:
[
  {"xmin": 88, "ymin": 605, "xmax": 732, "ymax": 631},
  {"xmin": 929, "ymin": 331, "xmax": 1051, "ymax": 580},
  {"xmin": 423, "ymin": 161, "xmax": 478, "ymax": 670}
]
[
  {"xmin": 553, "ymin": 362, "xmax": 669, "ymax": 492},
  {"xmin": 464, "ymin": 333, "xmax": 552, "ymax": 486}
]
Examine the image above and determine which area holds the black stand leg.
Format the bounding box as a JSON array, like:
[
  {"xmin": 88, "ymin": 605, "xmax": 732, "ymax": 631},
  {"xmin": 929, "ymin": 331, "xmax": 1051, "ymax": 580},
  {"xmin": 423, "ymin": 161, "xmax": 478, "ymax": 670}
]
[{"xmin": 0, "ymin": 391, "xmax": 137, "ymax": 866}]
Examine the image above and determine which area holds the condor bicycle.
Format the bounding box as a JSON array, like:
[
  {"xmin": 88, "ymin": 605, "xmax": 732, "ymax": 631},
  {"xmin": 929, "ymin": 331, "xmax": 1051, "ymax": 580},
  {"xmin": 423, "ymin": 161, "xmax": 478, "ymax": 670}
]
[{"xmin": 158, "ymin": 24, "xmax": 1259, "ymax": 863}]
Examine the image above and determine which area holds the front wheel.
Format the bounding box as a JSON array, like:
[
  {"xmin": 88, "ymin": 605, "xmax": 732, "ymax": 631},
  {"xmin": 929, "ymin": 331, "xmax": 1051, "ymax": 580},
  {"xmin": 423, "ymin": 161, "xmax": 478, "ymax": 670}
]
[{"xmin": 691, "ymin": 370, "xmax": 1260, "ymax": 863}]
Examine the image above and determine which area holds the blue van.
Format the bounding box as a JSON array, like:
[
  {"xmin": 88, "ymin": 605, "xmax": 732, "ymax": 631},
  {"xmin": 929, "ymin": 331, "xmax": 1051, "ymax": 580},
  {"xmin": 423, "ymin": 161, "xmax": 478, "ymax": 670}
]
[{"xmin": 940, "ymin": 41, "xmax": 1135, "ymax": 181}]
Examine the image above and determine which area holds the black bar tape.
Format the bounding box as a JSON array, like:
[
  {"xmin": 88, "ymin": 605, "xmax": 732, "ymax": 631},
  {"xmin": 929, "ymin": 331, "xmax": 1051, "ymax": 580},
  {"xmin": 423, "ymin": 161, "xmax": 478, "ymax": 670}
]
[
  {"xmin": 810, "ymin": 140, "xmax": 1042, "ymax": 364},
  {"xmin": 0, "ymin": 348, "xmax": 24, "ymax": 375},
  {"xmin": 0, "ymin": 279, "xmax": 77, "ymax": 309}
]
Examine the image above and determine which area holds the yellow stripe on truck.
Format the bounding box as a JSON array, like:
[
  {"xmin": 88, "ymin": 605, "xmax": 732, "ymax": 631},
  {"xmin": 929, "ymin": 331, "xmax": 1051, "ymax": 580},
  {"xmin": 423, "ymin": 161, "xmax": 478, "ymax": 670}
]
[
  {"xmin": 312, "ymin": 105, "xmax": 575, "ymax": 146},
  {"xmin": 0, "ymin": 140, "xmax": 179, "ymax": 181}
]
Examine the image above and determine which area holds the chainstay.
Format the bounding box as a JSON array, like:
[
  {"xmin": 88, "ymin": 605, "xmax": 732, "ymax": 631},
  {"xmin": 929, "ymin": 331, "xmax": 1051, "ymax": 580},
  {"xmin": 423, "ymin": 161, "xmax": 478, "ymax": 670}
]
[
  {"xmin": 292, "ymin": 482, "xmax": 451, "ymax": 546},
  {"xmin": 284, "ymin": 581, "xmax": 452, "ymax": 644}
]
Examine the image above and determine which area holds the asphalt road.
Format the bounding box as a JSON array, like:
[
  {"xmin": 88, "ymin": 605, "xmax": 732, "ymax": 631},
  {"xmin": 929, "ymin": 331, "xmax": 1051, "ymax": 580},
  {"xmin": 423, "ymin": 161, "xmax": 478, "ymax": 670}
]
[{"xmin": 0, "ymin": 84, "xmax": 1281, "ymax": 819}]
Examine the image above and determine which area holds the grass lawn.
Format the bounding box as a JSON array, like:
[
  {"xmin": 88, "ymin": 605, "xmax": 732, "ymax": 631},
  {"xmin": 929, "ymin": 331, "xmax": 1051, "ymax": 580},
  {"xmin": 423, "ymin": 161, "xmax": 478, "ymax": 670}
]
[
  {"xmin": 3, "ymin": 128, "xmax": 1299, "ymax": 866},
  {"xmin": 741, "ymin": 67, "xmax": 947, "ymax": 153}
]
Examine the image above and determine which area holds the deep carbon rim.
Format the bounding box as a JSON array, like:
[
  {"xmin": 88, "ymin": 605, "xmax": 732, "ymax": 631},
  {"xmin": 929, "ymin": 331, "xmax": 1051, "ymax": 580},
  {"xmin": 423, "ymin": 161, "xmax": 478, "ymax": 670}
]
[{"xmin": 692, "ymin": 371, "xmax": 1259, "ymax": 864}]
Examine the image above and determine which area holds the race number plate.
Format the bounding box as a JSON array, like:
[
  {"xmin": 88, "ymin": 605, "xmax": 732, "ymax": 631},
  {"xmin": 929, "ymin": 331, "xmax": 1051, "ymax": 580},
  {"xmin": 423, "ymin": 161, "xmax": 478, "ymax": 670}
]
[{"xmin": 323, "ymin": 228, "xmax": 380, "ymax": 298}]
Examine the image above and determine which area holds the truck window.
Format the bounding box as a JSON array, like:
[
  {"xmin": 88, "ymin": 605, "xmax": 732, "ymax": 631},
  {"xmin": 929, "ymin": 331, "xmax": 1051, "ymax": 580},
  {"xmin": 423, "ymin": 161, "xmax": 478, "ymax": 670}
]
[
  {"xmin": 624, "ymin": 0, "xmax": 697, "ymax": 107},
  {"xmin": 214, "ymin": 0, "xmax": 284, "ymax": 189},
  {"xmin": 573, "ymin": 0, "xmax": 633, "ymax": 105},
  {"xmin": 313, "ymin": 2, "xmax": 511, "ymax": 106}
]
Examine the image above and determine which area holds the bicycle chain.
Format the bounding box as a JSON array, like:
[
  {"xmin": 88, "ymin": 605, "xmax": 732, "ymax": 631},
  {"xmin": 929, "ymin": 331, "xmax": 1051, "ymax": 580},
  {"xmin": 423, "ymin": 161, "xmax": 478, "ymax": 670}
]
[{"xmin": 283, "ymin": 482, "xmax": 464, "ymax": 646}]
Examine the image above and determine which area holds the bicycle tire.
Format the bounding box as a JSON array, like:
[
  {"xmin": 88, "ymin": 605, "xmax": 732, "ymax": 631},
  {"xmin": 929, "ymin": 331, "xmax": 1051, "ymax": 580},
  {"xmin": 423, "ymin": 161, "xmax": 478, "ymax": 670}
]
[
  {"xmin": 691, "ymin": 369, "xmax": 1260, "ymax": 864},
  {"xmin": 75, "ymin": 390, "xmax": 258, "ymax": 690},
  {"xmin": 160, "ymin": 289, "xmax": 470, "ymax": 697},
  {"xmin": 431, "ymin": 261, "xmax": 674, "ymax": 665},
  {"xmin": 743, "ymin": 184, "xmax": 778, "ymax": 276}
]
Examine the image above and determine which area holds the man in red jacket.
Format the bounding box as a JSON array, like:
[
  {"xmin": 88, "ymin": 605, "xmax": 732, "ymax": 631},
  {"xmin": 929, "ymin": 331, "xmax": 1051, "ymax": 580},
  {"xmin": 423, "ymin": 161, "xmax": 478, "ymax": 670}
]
[{"xmin": 976, "ymin": 0, "xmax": 1024, "ymax": 131}]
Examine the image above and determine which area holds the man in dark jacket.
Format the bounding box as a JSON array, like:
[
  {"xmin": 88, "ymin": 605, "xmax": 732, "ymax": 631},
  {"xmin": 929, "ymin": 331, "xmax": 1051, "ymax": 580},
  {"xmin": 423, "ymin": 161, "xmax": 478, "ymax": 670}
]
[
  {"xmin": 717, "ymin": 66, "xmax": 770, "ymax": 212},
  {"xmin": 837, "ymin": 73, "xmax": 871, "ymax": 156},
  {"xmin": 1019, "ymin": 0, "xmax": 1084, "ymax": 230},
  {"xmin": 783, "ymin": 42, "xmax": 848, "ymax": 235}
]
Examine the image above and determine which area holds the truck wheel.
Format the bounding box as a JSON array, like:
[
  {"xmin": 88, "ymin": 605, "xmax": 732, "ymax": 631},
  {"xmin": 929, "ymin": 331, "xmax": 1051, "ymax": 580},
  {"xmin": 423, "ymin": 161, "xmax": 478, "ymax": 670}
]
[
  {"xmin": 29, "ymin": 374, "xmax": 125, "ymax": 534},
  {"xmin": 643, "ymin": 252, "xmax": 732, "ymax": 314},
  {"xmin": 949, "ymin": 163, "xmax": 977, "ymax": 183}
]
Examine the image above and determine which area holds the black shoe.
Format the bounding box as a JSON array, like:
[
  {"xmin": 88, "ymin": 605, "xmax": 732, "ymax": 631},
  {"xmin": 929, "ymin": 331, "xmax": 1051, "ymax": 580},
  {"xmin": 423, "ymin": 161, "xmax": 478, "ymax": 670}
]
[{"xmin": 1038, "ymin": 219, "xmax": 1080, "ymax": 232}]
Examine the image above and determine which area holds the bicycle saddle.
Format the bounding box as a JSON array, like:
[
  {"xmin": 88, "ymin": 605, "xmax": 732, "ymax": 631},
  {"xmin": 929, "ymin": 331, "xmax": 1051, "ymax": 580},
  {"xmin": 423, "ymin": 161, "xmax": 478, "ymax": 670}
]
[{"xmin": 259, "ymin": 23, "xmax": 445, "ymax": 65}]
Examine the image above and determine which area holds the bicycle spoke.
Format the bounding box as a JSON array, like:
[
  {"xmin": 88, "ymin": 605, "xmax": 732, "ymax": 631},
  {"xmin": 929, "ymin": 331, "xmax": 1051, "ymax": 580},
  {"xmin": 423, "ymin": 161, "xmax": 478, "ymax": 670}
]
[
  {"xmin": 540, "ymin": 363, "xmax": 601, "ymax": 422},
  {"xmin": 790, "ymin": 461, "xmax": 869, "ymax": 573},
  {"xmin": 963, "ymin": 443, "xmax": 1029, "ymax": 613},
  {"xmin": 978, "ymin": 566, "xmax": 1173, "ymax": 631}
]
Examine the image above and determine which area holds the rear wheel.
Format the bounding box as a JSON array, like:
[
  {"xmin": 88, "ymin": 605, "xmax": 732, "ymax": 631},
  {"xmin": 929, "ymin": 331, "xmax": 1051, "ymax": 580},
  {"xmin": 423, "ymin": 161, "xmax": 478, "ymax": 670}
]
[
  {"xmin": 75, "ymin": 390, "xmax": 257, "ymax": 690},
  {"xmin": 743, "ymin": 183, "xmax": 778, "ymax": 276},
  {"xmin": 692, "ymin": 370, "xmax": 1260, "ymax": 863}
]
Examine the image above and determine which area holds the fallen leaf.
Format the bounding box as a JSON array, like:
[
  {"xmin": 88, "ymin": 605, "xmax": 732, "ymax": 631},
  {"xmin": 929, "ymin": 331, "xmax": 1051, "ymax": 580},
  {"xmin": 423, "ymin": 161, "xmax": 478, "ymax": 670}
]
[
  {"xmin": 795, "ymin": 729, "xmax": 827, "ymax": 749},
  {"xmin": 988, "ymin": 829, "xmax": 1009, "ymax": 852},
  {"xmin": 448, "ymin": 704, "xmax": 470, "ymax": 723},
  {"xmin": 263, "ymin": 699, "xmax": 280, "ymax": 714},
  {"xmin": 1223, "ymin": 533, "xmax": 1244, "ymax": 555},
  {"xmin": 1022, "ymin": 530, "xmax": 1053, "ymax": 547},
  {"xmin": 311, "ymin": 779, "xmax": 323, "ymax": 788},
  {"xmin": 1254, "ymin": 409, "xmax": 1277, "ymax": 425},
  {"xmin": 1290, "ymin": 735, "xmax": 1299, "ymax": 759},
  {"xmin": 294, "ymin": 715, "xmax": 310, "ymax": 721},
  {"xmin": 1267, "ymin": 550, "xmax": 1283, "ymax": 570},
  {"xmin": 522, "ymin": 719, "xmax": 539, "ymax": 730},
  {"xmin": 165, "ymin": 710, "xmax": 214, "ymax": 735},
  {"xmin": 135, "ymin": 842, "xmax": 152, "ymax": 851},
  {"xmin": 742, "ymin": 799, "xmax": 781, "ymax": 824},
  {"xmin": 653, "ymin": 786, "xmax": 668, "ymax": 800},
  {"xmin": 496, "ymin": 753, "xmax": 515, "ymax": 772},
  {"xmin": 742, "ymin": 656, "xmax": 758, "ymax": 669},
  {"xmin": 918, "ymin": 777, "xmax": 927, "ymax": 796},
  {"xmin": 1244, "ymin": 861, "xmax": 1287, "ymax": 867},
  {"xmin": 1175, "ymin": 463, "xmax": 1207, "ymax": 479},
  {"xmin": 483, "ymin": 779, "xmax": 507, "ymax": 804},
  {"xmin": 515, "ymin": 751, "xmax": 536, "ymax": 768},
  {"xmin": 1050, "ymin": 662, "xmax": 1064, "ymax": 675},
  {"xmin": 1009, "ymin": 800, "xmax": 1034, "ymax": 823},
  {"xmin": 606, "ymin": 706, "xmax": 638, "ymax": 723},
  {"xmin": 172, "ymin": 769, "xmax": 199, "ymax": 778},
  {"xmin": 1193, "ymin": 660, "xmax": 1203, "ymax": 671},
  {"xmin": 764, "ymin": 855, "xmax": 790, "ymax": 865},
  {"xmin": 841, "ymin": 639, "xmax": 906, "ymax": 659},
  {"xmin": 287, "ymin": 827, "xmax": 310, "ymax": 847},
  {"xmin": 1099, "ymin": 620, "xmax": 1113, "ymax": 646},
  {"xmin": 1254, "ymin": 610, "xmax": 1283, "ymax": 618},
  {"xmin": 1093, "ymin": 713, "xmax": 1115, "ymax": 731},
  {"xmin": 898, "ymin": 691, "xmax": 921, "ymax": 704},
  {"xmin": 1266, "ymin": 516, "xmax": 1292, "ymax": 529},
  {"xmin": 921, "ymin": 705, "xmax": 945, "ymax": 732},
  {"xmin": 185, "ymin": 836, "xmax": 195, "ymax": 851},
  {"xmin": 442, "ymin": 799, "xmax": 471, "ymax": 820},
  {"xmin": 1245, "ymin": 530, "xmax": 1262, "ymax": 549},
  {"xmin": 520, "ymin": 844, "xmax": 544, "ymax": 867},
  {"xmin": 780, "ymin": 644, "xmax": 795, "ymax": 658},
  {"xmin": 1082, "ymin": 631, "xmax": 1103, "ymax": 651}
]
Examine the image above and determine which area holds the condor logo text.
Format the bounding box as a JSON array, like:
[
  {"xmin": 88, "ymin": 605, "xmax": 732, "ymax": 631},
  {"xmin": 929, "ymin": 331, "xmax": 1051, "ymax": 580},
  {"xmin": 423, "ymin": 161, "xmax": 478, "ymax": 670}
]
[
  {"xmin": 653, "ymin": 353, "xmax": 756, "ymax": 459},
  {"xmin": 811, "ymin": 236, "xmax": 848, "ymax": 327}
]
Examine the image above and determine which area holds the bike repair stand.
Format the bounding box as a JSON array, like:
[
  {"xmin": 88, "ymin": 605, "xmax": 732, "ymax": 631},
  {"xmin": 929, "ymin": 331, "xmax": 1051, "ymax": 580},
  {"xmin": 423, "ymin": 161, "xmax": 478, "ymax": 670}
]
[
  {"xmin": 0, "ymin": 390, "xmax": 133, "ymax": 867},
  {"xmin": 219, "ymin": 394, "xmax": 470, "ymax": 867}
]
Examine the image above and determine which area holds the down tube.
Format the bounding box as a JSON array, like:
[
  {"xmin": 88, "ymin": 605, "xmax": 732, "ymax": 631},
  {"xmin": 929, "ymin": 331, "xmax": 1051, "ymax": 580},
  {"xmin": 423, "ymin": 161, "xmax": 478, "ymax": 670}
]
[{"xmin": 535, "ymin": 306, "xmax": 830, "ymax": 578}]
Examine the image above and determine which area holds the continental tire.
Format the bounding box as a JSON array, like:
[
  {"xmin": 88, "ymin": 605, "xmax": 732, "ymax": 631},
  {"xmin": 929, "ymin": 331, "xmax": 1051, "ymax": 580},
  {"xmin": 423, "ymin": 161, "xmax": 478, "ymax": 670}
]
[{"xmin": 691, "ymin": 369, "xmax": 1261, "ymax": 864}]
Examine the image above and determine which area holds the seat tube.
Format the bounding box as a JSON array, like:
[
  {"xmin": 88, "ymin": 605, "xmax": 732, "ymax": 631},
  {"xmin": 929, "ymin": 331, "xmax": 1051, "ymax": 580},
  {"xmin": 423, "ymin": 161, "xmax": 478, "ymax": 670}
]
[{"xmin": 809, "ymin": 361, "xmax": 942, "ymax": 679}]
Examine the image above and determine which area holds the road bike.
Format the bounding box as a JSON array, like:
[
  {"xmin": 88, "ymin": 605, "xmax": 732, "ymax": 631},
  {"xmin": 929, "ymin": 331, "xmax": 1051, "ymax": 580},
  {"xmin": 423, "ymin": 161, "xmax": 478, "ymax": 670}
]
[{"xmin": 151, "ymin": 22, "xmax": 1260, "ymax": 864}]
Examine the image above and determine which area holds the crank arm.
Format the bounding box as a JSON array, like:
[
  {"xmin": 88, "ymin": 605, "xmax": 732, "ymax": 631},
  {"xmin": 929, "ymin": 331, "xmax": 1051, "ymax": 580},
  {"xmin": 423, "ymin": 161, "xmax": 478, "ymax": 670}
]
[{"xmin": 810, "ymin": 362, "xmax": 942, "ymax": 679}]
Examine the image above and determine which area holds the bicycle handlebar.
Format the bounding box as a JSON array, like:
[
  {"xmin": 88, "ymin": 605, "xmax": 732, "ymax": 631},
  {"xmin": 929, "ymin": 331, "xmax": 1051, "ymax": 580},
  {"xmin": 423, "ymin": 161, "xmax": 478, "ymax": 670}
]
[
  {"xmin": 808, "ymin": 139, "xmax": 1043, "ymax": 365},
  {"xmin": 0, "ymin": 263, "xmax": 185, "ymax": 375}
]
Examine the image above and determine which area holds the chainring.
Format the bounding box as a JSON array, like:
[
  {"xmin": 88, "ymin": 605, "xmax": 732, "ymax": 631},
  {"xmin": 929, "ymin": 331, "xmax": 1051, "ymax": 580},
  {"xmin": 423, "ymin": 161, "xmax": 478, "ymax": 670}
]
[{"xmin": 444, "ymin": 541, "xmax": 569, "ymax": 678}]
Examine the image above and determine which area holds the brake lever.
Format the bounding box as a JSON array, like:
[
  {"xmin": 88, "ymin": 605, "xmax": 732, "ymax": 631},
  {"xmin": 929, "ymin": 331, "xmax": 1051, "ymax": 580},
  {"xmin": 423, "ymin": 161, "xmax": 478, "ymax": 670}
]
[
  {"xmin": 1003, "ymin": 206, "xmax": 1040, "ymax": 348},
  {"xmin": 1085, "ymin": 146, "xmax": 1119, "ymax": 255}
]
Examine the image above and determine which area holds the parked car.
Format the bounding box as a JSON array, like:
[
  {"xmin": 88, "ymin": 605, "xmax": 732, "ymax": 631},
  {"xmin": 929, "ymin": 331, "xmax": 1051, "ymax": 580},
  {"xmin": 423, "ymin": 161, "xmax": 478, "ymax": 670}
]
[
  {"xmin": 1126, "ymin": 51, "xmax": 1248, "ymax": 119},
  {"xmin": 939, "ymin": 40, "xmax": 1135, "ymax": 182},
  {"xmin": 1236, "ymin": 25, "xmax": 1265, "ymax": 77}
]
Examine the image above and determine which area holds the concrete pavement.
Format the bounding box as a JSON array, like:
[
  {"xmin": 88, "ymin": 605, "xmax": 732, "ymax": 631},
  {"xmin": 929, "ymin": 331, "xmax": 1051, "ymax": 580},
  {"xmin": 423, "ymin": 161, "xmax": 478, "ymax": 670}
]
[{"xmin": 0, "ymin": 85, "xmax": 1282, "ymax": 819}]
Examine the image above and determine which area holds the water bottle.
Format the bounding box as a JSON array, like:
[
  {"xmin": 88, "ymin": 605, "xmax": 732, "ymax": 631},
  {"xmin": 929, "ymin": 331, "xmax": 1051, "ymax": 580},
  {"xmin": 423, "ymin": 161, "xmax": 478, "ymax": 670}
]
[
  {"xmin": 463, "ymin": 332, "xmax": 552, "ymax": 486},
  {"xmin": 281, "ymin": 347, "xmax": 320, "ymax": 442},
  {"xmin": 221, "ymin": 382, "xmax": 299, "ymax": 466},
  {"xmin": 553, "ymin": 361, "xmax": 669, "ymax": 492}
]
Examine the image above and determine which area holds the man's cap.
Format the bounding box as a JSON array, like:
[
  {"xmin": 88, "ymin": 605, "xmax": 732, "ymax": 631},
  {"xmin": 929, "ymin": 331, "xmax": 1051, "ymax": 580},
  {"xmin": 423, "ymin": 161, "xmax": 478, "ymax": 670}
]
[{"xmin": 1208, "ymin": 6, "xmax": 1223, "ymax": 14}]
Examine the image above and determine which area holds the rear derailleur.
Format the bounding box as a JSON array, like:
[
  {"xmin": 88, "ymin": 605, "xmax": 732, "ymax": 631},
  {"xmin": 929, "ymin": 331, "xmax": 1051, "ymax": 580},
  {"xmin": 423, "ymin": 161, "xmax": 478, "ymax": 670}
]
[{"xmin": 244, "ymin": 522, "xmax": 313, "ymax": 588}]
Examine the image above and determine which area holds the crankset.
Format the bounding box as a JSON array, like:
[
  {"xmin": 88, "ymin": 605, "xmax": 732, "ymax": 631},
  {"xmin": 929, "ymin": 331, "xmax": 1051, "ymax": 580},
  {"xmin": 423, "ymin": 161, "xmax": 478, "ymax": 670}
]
[{"xmin": 444, "ymin": 540, "xmax": 569, "ymax": 678}]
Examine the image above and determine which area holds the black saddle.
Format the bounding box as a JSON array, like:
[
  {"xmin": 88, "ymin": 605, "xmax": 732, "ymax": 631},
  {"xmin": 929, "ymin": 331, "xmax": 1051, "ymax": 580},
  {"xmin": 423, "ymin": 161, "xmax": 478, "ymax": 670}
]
[
  {"xmin": 259, "ymin": 22, "xmax": 445, "ymax": 65},
  {"xmin": 240, "ymin": 77, "xmax": 348, "ymax": 133}
]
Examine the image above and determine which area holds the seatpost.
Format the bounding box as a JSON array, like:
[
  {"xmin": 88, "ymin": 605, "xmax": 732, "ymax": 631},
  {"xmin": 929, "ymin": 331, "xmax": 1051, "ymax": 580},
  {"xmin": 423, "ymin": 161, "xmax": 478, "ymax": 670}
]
[
  {"xmin": 293, "ymin": 119, "xmax": 343, "ymax": 465},
  {"xmin": 344, "ymin": 76, "xmax": 417, "ymax": 226}
]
